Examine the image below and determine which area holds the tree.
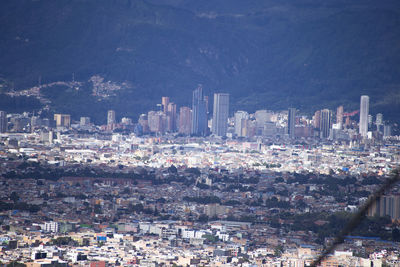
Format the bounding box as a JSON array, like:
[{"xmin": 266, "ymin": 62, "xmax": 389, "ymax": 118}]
[
  {"xmin": 186, "ymin": 167, "xmax": 201, "ymax": 176},
  {"xmin": 274, "ymin": 245, "xmax": 284, "ymax": 257},
  {"xmin": 93, "ymin": 204, "xmax": 102, "ymax": 214},
  {"xmin": 392, "ymin": 228, "xmax": 400, "ymax": 242},
  {"xmin": 198, "ymin": 214, "xmax": 209, "ymax": 223},
  {"xmin": 10, "ymin": 192, "xmax": 19, "ymax": 203},
  {"xmin": 168, "ymin": 165, "xmax": 177, "ymax": 173}
]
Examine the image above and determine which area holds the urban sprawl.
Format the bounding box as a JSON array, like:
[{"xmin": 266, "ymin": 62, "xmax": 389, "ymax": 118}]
[{"xmin": 0, "ymin": 88, "xmax": 400, "ymax": 267}]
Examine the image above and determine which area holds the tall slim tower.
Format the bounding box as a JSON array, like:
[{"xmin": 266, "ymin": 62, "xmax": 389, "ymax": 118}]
[
  {"xmin": 359, "ymin": 95, "xmax": 369, "ymax": 138},
  {"xmin": 191, "ymin": 86, "xmax": 207, "ymax": 136},
  {"xmin": 287, "ymin": 108, "xmax": 296, "ymax": 138},
  {"xmin": 179, "ymin": 107, "xmax": 192, "ymax": 135},
  {"xmin": 313, "ymin": 110, "xmax": 321, "ymax": 129},
  {"xmin": 212, "ymin": 93, "xmax": 229, "ymax": 137},
  {"xmin": 376, "ymin": 113, "xmax": 383, "ymax": 133},
  {"xmin": 319, "ymin": 109, "xmax": 332, "ymax": 139},
  {"xmin": 336, "ymin": 106, "xmax": 344, "ymax": 126},
  {"xmin": 376, "ymin": 113, "xmax": 383, "ymax": 126},
  {"xmin": 107, "ymin": 110, "xmax": 116, "ymax": 130},
  {"xmin": 0, "ymin": 111, "xmax": 7, "ymax": 133},
  {"xmin": 167, "ymin": 102, "xmax": 177, "ymax": 132}
]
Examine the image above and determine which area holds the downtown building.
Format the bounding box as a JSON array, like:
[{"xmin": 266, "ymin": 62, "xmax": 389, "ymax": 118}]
[
  {"xmin": 359, "ymin": 95, "xmax": 369, "ymax": 138},
  {"xmin": 148, "ymin": 110, "xmax": 167, "ymax": 134},
  {"xmin": 234, "ymin": 111, "xmax": 249, "ymax": 137},
  {"xmin": 166, "ymin": 102, "xmax": 177, "ymax": 132},
  {"xmin": 107, "ymin": 110, "xmax": 116, "ymax": 131},
  {"xmin": 179, "ymin": 106, "xmax": 192, "ymax": 135},
  {"xmin": 212, "ymin": 93, "xmax": 229, "ymax": 137},
  {"xmin": 191, "ymin": 86, "xmax": 208, "ymax": 136},
  {"xmin": 0, "ymin": 111, "xmax": 7, "ymax": 133},
  {"xmin": 319, "ymin": 109, "xmax": 332, "ymax": 139},
  {"xmin": 54, "ymin": 114, "xmax": 71, "ymax": 128},
  {"xmin": 287, "ymin": 108, "xmax": 296, "ymax": 138}
]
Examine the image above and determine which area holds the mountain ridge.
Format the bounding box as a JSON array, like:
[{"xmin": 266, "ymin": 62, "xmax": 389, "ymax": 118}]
[{"xmin": 0, "ymin": 0, "xmax": 399, "ymax": 123}]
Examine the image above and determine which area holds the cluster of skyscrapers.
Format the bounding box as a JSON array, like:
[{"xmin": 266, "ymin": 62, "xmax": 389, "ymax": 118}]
[
  {"xmin": 0, "ymin": 91, "xmax": 392, "ymax": 141},
  {"xmin": 127, "ymin": 92, "xmax": 390, "ymax": 140},
  {"xmin": 231, "ymin": 95, "xmax": 390, "ymax": 140},
  {"xmin": 132, "ymin": 86, "xmax": 230, "ymax": 137}
]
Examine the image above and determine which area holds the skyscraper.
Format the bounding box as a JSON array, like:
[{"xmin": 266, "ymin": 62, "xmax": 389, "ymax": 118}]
[
  {"xmin": 376, "ymin": 113, "xmax": 383, "ymax": 126},
  {"xmin": 191, "ymin": 86, "xmax": 207, "ymax": 136},
  {"xmin": 212, "ymin": 93, "xmax": 229, "ymax": 137},
  {"xmin": 54, "ymin": 114, "xmax": 71, "ymax": 128},
  {"xmin": 138, "ymin": 114, "xmax": 149, "ymax": 134},
  {"xmin": 384, "ymin": 125, "xmax": 392, "ymax": 137},
  {"xmin": 166, "ymin": 102, "xmax": 177, "ymax": 132},
  {"xmin": 254, "ymin": 110, "xmax": 272, "ymax": 135},
  {"xmin": 107, "ymin": 110, "xmax": 116, "ymax": 130},
  {"xmin": 161, "ymin": 97, "xmax": 170, "ymax": 114},
  {"xmin": 336, "ymin": 105, "xmax": 343, "ymax": 126},
  {"xmin": 148, "ymin": 111, "xmax": 166, "ymax": 134},
  {"xmin": 319, "ymin": 109, "xmax": 332, "ymax": 139},
  {"xmin": 234, "ymin": 111, "xmax": 248, "ymax": 137},
  {"xmin": 313, "ymin": 110, "xmax": 321, "ymax": 129},
  {"xmin": 179, "ymin": 106, "xmax": 192, "ymax": 135},
  {"xmin": 376, "ymin": 113, "xmax": 383, "ymax": 133},
  {"xmin": 359, "ymin": 95, "xmax": 369, "ymax": 138},
  {"xmin": 287, "ymin": 108, "xmax": 296, "ymax": 138},
  {"xmin": 0, "ymin": 111, "xmax": 7, "ymax": 133}
]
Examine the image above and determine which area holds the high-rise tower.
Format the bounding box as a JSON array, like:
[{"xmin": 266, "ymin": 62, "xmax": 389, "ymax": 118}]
[
  {"xmin": 359, "ymin": 95, "xmax": 369, "ymax": 138},
  {"xmin": 191, "ymin": 86, "xmax": 207, "ymax": 136},
  {"xmin": 376, "ymin": 113, "xmax": 383, "ymax": 126},
  {"xmin": 54, "ymin": 114, "xmax": 71, "ymax": 128},
  {"xmin": 107, "ymin": 110, "xmax": 116, "ymax": 130},
  {"xmin": 234, "ymin": 111, "xmax": 249, "ymax": 137},
  {"xmin": 0, "ymin": 111, "xmax": 7, "ymax": 133},
  {"xmin": 167, "ymin": 102, "xmax": 177, "ymax": 132},
  {"xmin": 319, "ymin": 109, "xmax": 332, "ymax": 139},
  {"xmin": 212, "ymin": 93, "xmax": 229, "ymax": 137},
  {"xmin": 336, "ymin": 106, "xmax": 344, "ymax": 127},
  {"xmin": 162, "ymin": 97, "xmax": 170, "ymax": 114},
  {"xmin": 287, "ymin": 108, "xmax": 296, "ymax": 138},
  {"xmin": 313, "ymin": 110, "xmax": 321, "ymax": 129},
  {"xmin": 179, "ymin": 107, "xmax": 192, "ymax": 135}
]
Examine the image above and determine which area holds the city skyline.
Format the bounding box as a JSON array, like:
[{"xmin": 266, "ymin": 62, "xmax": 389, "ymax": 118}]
[
  {"xmin": 0, "ymin": 1, "xmax": 400, "ymax": 266},
  {"xmin": 0, "ymin": 92, "xmax": 395, "ymax": 141}
]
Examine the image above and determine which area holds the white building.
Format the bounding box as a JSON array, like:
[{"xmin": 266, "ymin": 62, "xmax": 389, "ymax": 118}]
[
  {"xmin": 43, "ymin": 221, "xmax": 59, "ymax": 233},
  {"xmin": 359, "ymin": 95, "xmax": 369, "ymax": 138}
]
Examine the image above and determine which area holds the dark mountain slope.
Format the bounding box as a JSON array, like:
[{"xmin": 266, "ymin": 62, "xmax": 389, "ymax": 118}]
[{"xmin": 0, "ymin": 0, "xmax": 399, "ymax": 123}]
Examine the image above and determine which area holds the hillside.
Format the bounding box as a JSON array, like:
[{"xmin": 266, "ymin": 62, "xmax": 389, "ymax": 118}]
[{"xmin": 0, "ymin": 0, "xmax": 399, "ymax": 123}]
